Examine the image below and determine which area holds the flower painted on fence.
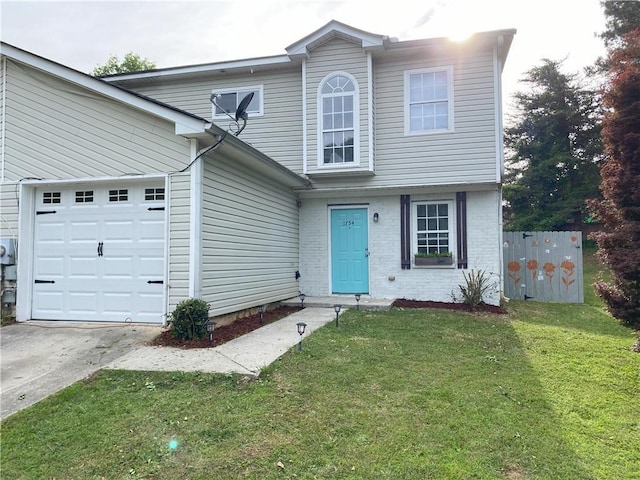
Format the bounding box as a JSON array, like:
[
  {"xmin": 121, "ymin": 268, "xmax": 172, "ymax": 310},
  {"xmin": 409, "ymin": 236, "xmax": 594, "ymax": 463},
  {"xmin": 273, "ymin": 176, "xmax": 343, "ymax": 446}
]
[
  {"xmin": 526, "ymin": 259, "xmax": 539, "ymax": 279},
  {"xmin": 507, "ymin": 261, "xmax": 521, "ymax": 285},
  {"xmin": 543, "ymin": 262, "xmax": 555, "ymax": 279},
  {"xmin": 561, "ymin": 259, "xmax": 576, "ymax": 291}
]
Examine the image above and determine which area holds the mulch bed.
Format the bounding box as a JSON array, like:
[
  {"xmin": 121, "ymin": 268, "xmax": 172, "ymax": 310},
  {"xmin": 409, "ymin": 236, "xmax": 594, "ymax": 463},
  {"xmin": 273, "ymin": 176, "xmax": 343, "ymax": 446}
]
[
  {"xmin": 392, "ymin": 298, "xmax": 507, "ymax": 314},
  {"xmin": 150, "ymin": 305, "xmax": 302, "ymax": 349},
  {"xmin": 152, "ymin": 299, "xmax": 506, "ymax": 350}
]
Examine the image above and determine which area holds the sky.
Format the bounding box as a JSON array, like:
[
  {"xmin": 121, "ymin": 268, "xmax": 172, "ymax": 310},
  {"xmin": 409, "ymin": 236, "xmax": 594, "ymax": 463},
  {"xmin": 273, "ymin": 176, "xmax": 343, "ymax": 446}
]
[{"xmin": 0, "ymin": 0, "xmax": 608, "ymax": 117}]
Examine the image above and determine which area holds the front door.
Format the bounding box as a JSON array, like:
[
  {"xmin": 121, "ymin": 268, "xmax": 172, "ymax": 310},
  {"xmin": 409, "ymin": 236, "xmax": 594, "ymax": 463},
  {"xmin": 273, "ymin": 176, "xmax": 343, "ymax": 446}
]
[{"xmin": 330, "ymin": 208, "xmax": 369, "ymax": 294}]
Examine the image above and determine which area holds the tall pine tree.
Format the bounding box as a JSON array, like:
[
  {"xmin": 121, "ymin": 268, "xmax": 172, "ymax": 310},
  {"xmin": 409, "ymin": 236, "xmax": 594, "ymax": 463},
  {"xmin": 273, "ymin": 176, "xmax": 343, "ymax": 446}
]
[{"xmin": 503, "ymin": 60, "xmax": 603, "ymax": 231}]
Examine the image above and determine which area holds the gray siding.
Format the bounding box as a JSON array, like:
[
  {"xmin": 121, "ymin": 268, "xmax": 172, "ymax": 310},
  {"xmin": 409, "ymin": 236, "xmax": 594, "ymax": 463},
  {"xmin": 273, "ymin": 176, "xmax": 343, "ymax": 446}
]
[
  {"xmin": 200, "ymin": 153, "xmax": 299, "ymax": 316},
  {"xmin": 373, "ymin": 50, "xmax": 498, "ymax": 186},
  {"xmin": 305, "ymin": 38, "xmax": 370, "ymax": 173},
  {"xmin": 125, "ymin": 67, "xmax": 305, "ymax": 174},
  {"xmin": 2, "ymin": 60, "xmax": 191, "ymax": 181},
  {"xmin": 0, "ymin": 183, "xmax": 18, "ymax": 237},
  {"xmin": 167, "ymin": 172, "xmax": 192, "ymax": 311}
]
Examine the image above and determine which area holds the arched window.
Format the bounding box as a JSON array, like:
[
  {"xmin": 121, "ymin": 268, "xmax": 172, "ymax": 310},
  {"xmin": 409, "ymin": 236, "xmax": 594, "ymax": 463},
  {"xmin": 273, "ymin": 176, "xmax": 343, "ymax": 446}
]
[{"xmin": 319, "ymin": 73, "xmax": 358, "ymax": 165}]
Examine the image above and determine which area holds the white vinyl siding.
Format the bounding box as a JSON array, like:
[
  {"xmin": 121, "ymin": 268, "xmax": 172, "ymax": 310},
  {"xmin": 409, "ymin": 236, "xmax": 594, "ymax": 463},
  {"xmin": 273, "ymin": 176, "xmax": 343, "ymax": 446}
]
[
  {"xmin": 373, "ymin": 50, "xmax": 498, "ymax": 187},
  {"xmin": 118, "ymin": 68, "xmax": 304, "ymax": 174},
  {"xmin": 200, "ymin": 153, "xmax": 299, "ymax": 316},
  {"xmin": 167, "ymin": 172, "xmax": 191, "ymax": 312},
  {"xmin": 2, "ymin": 60, "xmax": 191, "ymax": 182},
  {"xmin": 0, "ymin": 182, "xmax": 18, "ymax": 237}
]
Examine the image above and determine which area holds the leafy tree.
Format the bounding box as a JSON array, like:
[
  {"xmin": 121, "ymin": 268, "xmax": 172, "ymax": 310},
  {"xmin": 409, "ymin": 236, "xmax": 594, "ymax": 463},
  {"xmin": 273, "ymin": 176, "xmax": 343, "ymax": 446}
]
[
  {"xmin": 91, "ymin": 52, "xmax": 156, "ymax": 76},
  {"xmin": 587, "ymin": 28, "xmax": 640, "ymax": 328},
  {"xmin": 598, "ymin": 0, "xmax": 640, "ymax": 49},
  {"xmin": 503, "ymin": 59, "xmax": 603, "ymax": 231}
]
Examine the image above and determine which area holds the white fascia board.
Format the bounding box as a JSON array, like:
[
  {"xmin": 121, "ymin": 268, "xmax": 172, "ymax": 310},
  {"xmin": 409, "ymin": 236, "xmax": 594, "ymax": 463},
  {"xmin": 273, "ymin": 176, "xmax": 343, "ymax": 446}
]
[
  {"xmin": 0, "ymin": 43, "xmax": 209, "ymax": 136},
  {"xmin": 102, "ymin": 55, "xmax": 292, "ymax": 82},
  {"xmin": 286, "ymin": 20, "xmax": 384, "ymax": 57}
]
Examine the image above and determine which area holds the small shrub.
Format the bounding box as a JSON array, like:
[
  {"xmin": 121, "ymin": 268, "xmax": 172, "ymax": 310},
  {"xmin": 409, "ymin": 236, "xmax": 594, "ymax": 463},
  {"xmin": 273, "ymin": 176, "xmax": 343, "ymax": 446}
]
[
  {"xmin": 168, "ymin": 298, "xmax": 211, "ymax": 341},
  {"xmin": 458, "ymin": 269, "xmax": 493, "ymax": 310}
]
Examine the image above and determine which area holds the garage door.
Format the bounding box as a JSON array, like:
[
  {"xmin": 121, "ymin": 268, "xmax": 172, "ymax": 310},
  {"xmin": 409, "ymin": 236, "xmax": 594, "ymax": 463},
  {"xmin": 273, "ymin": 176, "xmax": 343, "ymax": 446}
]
[{"xmin": 32, "ymin": 182, "xmax": 166, "ymax": 323}]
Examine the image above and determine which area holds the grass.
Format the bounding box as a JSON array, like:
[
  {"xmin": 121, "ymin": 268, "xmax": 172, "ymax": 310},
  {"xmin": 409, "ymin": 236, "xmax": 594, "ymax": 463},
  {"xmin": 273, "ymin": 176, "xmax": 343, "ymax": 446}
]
[{"xmin": 1, "ymin": 249, "xmax": 638, "ymax": 479}]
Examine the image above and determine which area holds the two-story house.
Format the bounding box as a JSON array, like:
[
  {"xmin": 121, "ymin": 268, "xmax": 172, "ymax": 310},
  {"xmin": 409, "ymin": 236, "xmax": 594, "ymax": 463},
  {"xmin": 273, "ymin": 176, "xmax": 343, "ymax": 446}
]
[{"xmin": 0, "ymin": 21, "xmax": 515, "ymax": 324}]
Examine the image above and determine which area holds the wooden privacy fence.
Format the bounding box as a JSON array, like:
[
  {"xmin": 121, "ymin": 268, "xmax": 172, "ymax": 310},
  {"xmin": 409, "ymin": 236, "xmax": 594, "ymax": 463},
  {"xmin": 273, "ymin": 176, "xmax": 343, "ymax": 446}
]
[{"xmin": 503, "ymin": 231, "xmax": 583, "ymax": 303}]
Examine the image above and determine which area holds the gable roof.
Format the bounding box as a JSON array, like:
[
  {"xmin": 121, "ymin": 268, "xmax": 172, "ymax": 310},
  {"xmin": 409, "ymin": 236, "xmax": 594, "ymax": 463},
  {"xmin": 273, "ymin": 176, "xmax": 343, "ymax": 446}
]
[
  {"xmin": 0, "ymin": 42, "xmax": 211, "ymax": 135},
  {"xmin": 285, "ymin": 19, "xmax": 387, "ymax": 59}
]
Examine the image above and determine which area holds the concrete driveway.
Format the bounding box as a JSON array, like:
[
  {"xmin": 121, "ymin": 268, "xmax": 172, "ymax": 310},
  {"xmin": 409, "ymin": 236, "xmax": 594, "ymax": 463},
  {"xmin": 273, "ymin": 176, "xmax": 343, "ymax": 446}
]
[{"xmin": 1, "ymin": 321, "xmax": 159, "ymax": 419}]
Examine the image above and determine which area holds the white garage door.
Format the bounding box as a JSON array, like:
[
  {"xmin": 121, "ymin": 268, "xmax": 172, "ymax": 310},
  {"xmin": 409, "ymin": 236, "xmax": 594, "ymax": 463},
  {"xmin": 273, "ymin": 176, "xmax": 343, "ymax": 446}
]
[{"xmin": 32, "ymin": 182, "xmax": 166, "ymax": 323}]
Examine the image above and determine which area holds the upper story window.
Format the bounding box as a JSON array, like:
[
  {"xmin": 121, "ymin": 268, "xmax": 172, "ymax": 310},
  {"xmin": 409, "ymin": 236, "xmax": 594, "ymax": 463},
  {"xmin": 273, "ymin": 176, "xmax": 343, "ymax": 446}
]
[
  {"xmin": 212, "ymin": 85, "xmax": 263, "ymax": 119},
  {"xmin": 318, "ymin": 73, "xmax": 359, "ymax": 166},
  {"xmin": 404, "ymin": 67, "xmax": 454, "ymax": 135}
]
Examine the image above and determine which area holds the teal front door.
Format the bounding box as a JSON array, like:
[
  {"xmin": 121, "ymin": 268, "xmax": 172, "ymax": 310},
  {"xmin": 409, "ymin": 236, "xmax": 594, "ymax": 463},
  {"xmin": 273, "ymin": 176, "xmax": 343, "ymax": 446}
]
[{"xmin": 331, "ymin": 208, "xmax": 369, "ymax": 294}]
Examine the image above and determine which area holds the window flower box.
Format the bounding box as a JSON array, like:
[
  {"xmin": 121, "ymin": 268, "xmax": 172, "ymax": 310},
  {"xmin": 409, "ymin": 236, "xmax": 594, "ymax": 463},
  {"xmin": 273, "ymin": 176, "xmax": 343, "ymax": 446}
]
[{"xmin": 414, "ymin": 254, "xmax": 454, "ymax": 266}]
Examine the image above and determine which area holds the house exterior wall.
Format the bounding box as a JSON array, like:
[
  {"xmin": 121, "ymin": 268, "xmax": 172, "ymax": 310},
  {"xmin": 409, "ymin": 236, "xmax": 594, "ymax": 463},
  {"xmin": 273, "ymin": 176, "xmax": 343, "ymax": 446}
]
[
  {"xmin": 0, "ymin": 58, "xmax": 196, "ymax": 318},
  {"xmin": 122, "ymin": 66, "xmax": 305, "ymax": 174},
  {"xmin": 200, "ymin": 152, "xmax": 300, "ymax": 316},
  {"xmin": 298, "ymin": 188, "xmax": 502, "ymax": 305}
]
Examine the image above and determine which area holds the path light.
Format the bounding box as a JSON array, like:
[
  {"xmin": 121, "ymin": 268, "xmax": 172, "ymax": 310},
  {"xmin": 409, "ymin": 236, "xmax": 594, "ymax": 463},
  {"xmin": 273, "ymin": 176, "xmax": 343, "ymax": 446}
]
[
  {"xmin": 299, "ymin": 292, "xmax": 306, "ymax": 309},
  {"xmin": 355, "ymin": 294, "xmax": 361, "ymax": 310},
  {"xmin": 258, "ymin": 304, "xmax": 265, "ymax": 325},
  {"xmin": 296, "ymin": 322, "xmax": 307, "ymax": 351},
  {"xmin": 333, "ymin": 304, "xmax": 341, "ymax": 327},
  {"xmin": 206, "ymin": 321, "xmax": 217, "ymax": 347}
]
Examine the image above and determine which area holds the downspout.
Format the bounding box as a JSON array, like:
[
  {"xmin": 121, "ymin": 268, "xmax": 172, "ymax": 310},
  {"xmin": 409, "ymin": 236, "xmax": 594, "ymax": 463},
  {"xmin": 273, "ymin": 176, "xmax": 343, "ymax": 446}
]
[
  {"xmin": 188, "ymin": 139, "xmax": 203, "ymax": 299},
  {"xmin": 1, "ymin": 57, "xmax": 7, "ymax": 183},
  {"xmin": 302, "ymin": 58, "xmax": 308, "ymax": 174},
  {"xmin": 494, "ymin": 36, "xmax": 506, "ymax": 299}
]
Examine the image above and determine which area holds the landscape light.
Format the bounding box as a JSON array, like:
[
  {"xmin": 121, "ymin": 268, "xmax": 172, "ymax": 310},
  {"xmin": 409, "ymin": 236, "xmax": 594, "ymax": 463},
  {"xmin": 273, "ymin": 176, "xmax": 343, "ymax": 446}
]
[
  {"xmin": 333, "ymin": 304, "xmax": 341, "ymax": 327},
  {"xmin": 299, "ymin": 292, "xmax": 306, "ymax": 309},
  {"xmin": 206, "ymin": 321, "xmax": 217, "ymax": 347},
  {"xmin": 355, "ymin": 294, "xmax": 361, "ymax": 310},
  {"xmin": 258, "ymin": 304, "xmax": 265, "ymax": 325},
  {"xmin": 296, "ymin": 322, "xmax": 307, "ymax": 351}
]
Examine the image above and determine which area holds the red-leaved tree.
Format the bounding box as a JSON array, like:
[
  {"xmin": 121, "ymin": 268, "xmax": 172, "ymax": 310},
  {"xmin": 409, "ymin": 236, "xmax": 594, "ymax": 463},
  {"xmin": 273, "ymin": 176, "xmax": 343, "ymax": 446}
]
[{"xmin": 588, "ymin": 28, "xmax": 640, "ymax": 328}]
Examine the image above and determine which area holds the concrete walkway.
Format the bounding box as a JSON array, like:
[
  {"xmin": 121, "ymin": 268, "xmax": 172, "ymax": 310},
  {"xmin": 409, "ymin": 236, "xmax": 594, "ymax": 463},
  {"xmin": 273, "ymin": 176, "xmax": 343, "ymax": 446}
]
[{"xmin": 105, "ymin": 307, "xmax": 339, "ymax": 377}]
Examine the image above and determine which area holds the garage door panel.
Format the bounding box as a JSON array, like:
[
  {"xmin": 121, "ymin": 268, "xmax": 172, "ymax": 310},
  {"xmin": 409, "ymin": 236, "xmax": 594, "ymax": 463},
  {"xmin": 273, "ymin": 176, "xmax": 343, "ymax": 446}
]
[
  {"xmin": 68, "ymin": 256, "xmax": 98, "ymax": 278},
  {"xmin": 34, "ymin": 256, "xmax": 65, "ymax": 277},
  {"xmin": 33, "ymin": 183, "xmax": 166, "ymax": 323}
]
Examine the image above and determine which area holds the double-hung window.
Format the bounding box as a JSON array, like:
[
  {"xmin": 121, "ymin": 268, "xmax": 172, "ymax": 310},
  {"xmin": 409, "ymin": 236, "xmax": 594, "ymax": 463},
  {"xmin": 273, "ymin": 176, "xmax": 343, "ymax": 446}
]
[
  {"xmin": 414, "ymin": 201, "xmax": 453, "ymax": 255},
  {"xmin": 405, "ymin": 66, "xmax": 454, "ymax": 135},
  {"xmin": 212, "ymin": 85, "xmax": 263, "ymax": 119},
  {"xmin": 319, "ymin": 73, "xmax": 358, "ymax": 166}
]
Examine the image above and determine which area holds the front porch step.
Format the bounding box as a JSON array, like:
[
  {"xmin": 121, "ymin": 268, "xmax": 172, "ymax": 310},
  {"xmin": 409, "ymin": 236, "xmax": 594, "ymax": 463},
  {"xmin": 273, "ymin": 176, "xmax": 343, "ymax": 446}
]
[{"xmin": 281, "ymin": 296, "xmax": 393, "ymax": 311}]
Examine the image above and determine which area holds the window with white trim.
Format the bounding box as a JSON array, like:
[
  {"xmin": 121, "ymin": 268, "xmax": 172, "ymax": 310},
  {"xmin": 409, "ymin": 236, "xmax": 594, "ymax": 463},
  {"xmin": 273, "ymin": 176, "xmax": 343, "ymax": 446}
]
[
  {"xmin": 318, "ymin": 73, "xmax": 359, "ymax": 166},
  {"xmin": 405, "ymin": 67, "xmax": 454, "ymax": 134},
  {"xmin": 212, "ymin": 85, "xmax": 263, "ymax": 119},
  {"xmin": 413, "ymin": 201, "xmax": 454, "ymax": 255}
]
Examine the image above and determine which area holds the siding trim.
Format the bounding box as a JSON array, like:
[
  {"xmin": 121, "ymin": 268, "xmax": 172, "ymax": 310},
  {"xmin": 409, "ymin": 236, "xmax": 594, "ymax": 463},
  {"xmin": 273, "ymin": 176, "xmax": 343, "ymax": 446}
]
[
  {"xmin": 1, "ymin": 56, "xmax": 5, "ymax": 182},
  {"xmin": 367, "ymin": 52, "xmax": 374, "ymax": 172},
  {"xmin": 188, "ymin": 139, "xmax": 202, "ymax": 298},
  {"xmin": 456, "ymin": 192, "xmax": 468, "ymax": 269},
  {"xmin": 493, "ymin": 43, "xmax": 503, "ymax": 183},
  {"xmin": 302, "ymin": 59, "xmax": 308, "ymax": 174}
]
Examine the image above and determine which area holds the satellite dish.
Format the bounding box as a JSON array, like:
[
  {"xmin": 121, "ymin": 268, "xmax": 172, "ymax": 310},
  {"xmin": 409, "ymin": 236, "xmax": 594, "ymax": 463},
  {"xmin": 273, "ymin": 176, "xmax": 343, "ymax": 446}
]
[
  {"xmin": 235, "ymin": 92, "xmax": 254, "ymax": 121},
  {"xmin": 209, "ymin": 91, "xmax": 254, "ymax": 136}
]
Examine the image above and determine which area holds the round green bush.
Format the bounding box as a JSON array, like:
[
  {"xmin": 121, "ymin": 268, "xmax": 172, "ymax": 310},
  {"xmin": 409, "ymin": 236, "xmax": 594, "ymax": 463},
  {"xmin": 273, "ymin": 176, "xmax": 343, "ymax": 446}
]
[{"xmin": 168, "ymin": 298, "xmax": 211, "ymax": 341}]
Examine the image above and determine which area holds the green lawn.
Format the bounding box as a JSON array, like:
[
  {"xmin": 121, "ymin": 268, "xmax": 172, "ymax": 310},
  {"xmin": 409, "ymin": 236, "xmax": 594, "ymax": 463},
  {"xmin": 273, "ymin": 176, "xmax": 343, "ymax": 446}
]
[{"xmin": 1, "ymin": 249, "xmax": 638, "ymax": 479}]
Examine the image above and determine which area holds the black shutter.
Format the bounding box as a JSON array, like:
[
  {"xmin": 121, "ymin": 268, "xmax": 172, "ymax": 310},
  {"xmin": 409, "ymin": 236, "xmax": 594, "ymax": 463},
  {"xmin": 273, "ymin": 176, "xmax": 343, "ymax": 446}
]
[
  {"xmin": 456, "ymin": 192, "xmax": 468, "ymax": 269},
  {"xmin": 401, "ymin": 195, "xmax": 411, "ymax": 269}
]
